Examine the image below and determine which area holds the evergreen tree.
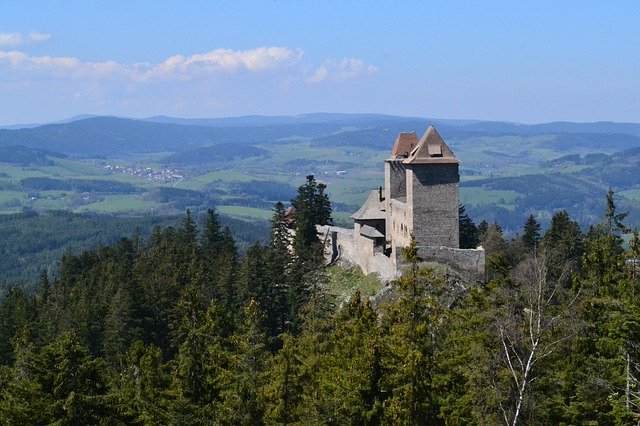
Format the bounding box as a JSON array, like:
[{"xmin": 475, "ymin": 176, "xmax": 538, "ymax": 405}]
[
  {"xmin": 290, "ymin": 174, "xmax": 332, "ymax": 251},
  {"xmin": 0, "ymin": 288, "xmax": 34, "ymax": 365},
  {"xmin": 542, "ymin": 210, "xmax": 583, "ymax": 282},
  {"xmin": 522, "ymin": 214, "xmax": 541, "ymax": 250},
  {"xmin": 110, "ymin": 341, "xmax": 172, "ymax": 424},
  {"xmin": 605, "ymin": 188, "xmax": 630, "ymax": 236},
  {"xmin": 288, "ymin": 175, "xmax": 333, "ymax": 332},
  {"xmin": 1, "ymin": 332, "xmax": 113, "ymax": 424},
  {"xmin": 264, "ymin": 202, "xmax": 293, "ymax": 339},
  {"xmin": 459, "ymin": 204, "xmax": 479, "ymax": 249},
  {"xmin": 380, "ymin": 236, "xmax": 444, "ymax": 423},
  {"xmin": 262, "ymin": 333, "xmax": 304, "ymax": 423},
  {"xmin": 317, "ymin": 292, "xmax": 384, "ymax": 423},
  {"xmin": 219, "ymin": 300, "xmax": 270, "ymax": 424},
  {"xmin": 477, "ymin": 220, "xmax": 489, "ymax": 242}
]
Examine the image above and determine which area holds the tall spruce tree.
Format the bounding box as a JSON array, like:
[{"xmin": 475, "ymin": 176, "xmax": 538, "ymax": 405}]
[
  {"xmin": 522, "ymin": 214, "xmax": 542, "ymax": 250},
  {"xmin": 288, "ymin": 175, "xmax": 333, "ymax": 332},
  {"xmin": 459, "ymin": 204, "xmax": 479, "ymax": 249},
  {"xmin": 264, "ymin": 202, "xmax": 292, "ymax": 339}
]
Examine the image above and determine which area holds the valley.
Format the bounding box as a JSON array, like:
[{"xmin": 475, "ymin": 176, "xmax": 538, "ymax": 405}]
[{"xmin": 1, "ymin": 114, "xmax": 639, "ymax": 233}]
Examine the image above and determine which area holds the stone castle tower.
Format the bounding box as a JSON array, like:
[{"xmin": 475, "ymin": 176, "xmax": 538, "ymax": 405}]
[
  {"xmin": 325, "ymin": 125, "xmax": 483, "ymax": 283},
  {"xmin": 384, "ymin": 126, "xmax": 460, "ymax": 253}
]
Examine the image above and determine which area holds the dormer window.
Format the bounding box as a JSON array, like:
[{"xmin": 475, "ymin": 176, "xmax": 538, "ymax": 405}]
[{"xmin": 428, "ymin": 144, "xmax": 443, "ymax": 157}]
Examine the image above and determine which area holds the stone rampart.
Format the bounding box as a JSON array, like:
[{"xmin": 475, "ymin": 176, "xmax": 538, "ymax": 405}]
[
  {"xmin": 319, "ymin": 225, "xmax": 485, "ymax": 284},
  {"xmin": 318, "ymin": 225, "xmax": 399, "ymax": 282},
  {"xmin": 415, "ymin": 245, "xmax": 485, "ymax": 283}
]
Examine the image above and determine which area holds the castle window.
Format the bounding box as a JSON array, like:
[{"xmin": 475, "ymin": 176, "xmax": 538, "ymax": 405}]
[{"xmin": 428, "ymin": 144, "xmax": 443, "ymax": 157}]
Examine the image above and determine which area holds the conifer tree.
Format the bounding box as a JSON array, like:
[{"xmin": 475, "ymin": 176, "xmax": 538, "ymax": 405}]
[
  {"xmin": 522, "ymin": 214, "xmax": 541, "ymax": 250},
  {"xmin": 318, "ymin": 292, "xmax": 384, "ymax": 423},
  {"xmin": 111, "ymin": 341, "xmax": 172, "ymax": 424},
  {"xmin": 542, "ymin": 210, "xmax": 583, "ymax": 282},
  {"xmin": 219, "ymin": 300, "xmax": 270, "ymax": 424},
  {"xmin": 459, "ymin": 204, "xmax": 479, "ymax": 249},
  {"xmin": 380, "ymin": 236, "xmax": 444, "ymax": 423},
  {"xmin": 288, "ymin": 175, "xmax": 333, "ymax": 332},
  {"xmin": 264, "ymin": 202, "xmax": 292, "ymax": 338},
  {"xmin": 262, "ymin": 333, "xmax": 304, "ymax": 423}
]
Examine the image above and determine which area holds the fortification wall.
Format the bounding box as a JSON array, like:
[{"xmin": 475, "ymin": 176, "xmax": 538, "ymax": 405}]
[
  {"xmin": 318, "ymin": 225, "xmax": 399, "ymax": 282},
  {"xmin": 384, "ymin": 160, "xmax": 407, "ymax": 239},
  {"xmin": 416, "ymin": 245, "xmax": 485, "ymax": 283},
  {"xmin": 384, "ymin": 160, "xmax": 406, "ymax": 200},
  {"xmin": 408, "ymin": 164, "xmax": 460, "ymax": 248},
  {"xmin": 318, "ymin": 226, "xmax": 485, "ymax": 284},
  {"xmin": 388, "ymin": 198, "xmax": 411, "ymax": 251}
]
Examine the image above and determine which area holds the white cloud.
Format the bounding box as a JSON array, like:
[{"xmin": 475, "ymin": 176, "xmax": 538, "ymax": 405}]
[
  {"xmin": 29, "ymin": 32, "xmax": 52, "ymax": 43},
  {"xmin": 0, "ymin": 46, "xmax": 305, "ymax": 82},
  {"xmin": 307, "ymin": 58, "xmax": 377, "ymax": 84},
  {"xmin": 306, "ymin": 66, "xmax": 328, "ymax": 83},
  {"xmin": 0, "ymin": 31, "xmax": 51, "ymax": 47},
  {"xmin": 139, "ymin": 47, "xmax": 304, "ymax": 82},
  {"xmin": 0, "ymin": 33, "xmax": 24, "ymax": 48}
]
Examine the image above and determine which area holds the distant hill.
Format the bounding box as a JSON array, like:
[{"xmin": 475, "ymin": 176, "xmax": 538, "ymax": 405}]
[
  {"xmin": 163, "ymin": 143, "xmax": 270, "ymax": 165},
  {"xmin": 0, "ymin": 146, "xmax": 67, "ymax": 166},
  {"xmin": 144, "ymin": 113, "xmax": 428, "ymax": 127},
  {"xmin": 458, "ymin": 120, "xmax": 640, "ymax": 137},
  {"xmin": 2, "ymin": 114, "xmax": 640, "ymax": 157}
]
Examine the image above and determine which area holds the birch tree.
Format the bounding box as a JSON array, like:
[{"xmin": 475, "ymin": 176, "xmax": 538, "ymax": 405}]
[{"xmin": 496, "ymin": 253, "xmax": 580, "ymax": 426}]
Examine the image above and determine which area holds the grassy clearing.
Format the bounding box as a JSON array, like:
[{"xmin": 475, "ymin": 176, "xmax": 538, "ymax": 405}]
[
  {"xmin": 74, "ymin": 196, "xmax": 158, "ymax": 213},
  {"xmin": 0, "ymin": 165, "xmax": 51, "ymax": 179},
  {"xmin": 325, "ymin": 265, "xmax": 385, "ymax": 303},
  {"xmin": 0, "ymin": 191, "xmax": 24, "ymax": 202},
  {"xmin": 460, "ymin": 187, "xmax": 520, "ymax": 205},
  {"xmin": 177, "ymin": 170, "xmax": 255, "ymax": 190},
  {"xmin": 216, "ymin": 205, "xmax": 274, "ymax": 220},
  {"xmin": 53, "ymin": 158, "xmax": 111, "ymax": 175}
]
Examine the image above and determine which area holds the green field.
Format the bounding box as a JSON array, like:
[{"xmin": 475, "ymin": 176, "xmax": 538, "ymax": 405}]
[
  {"xmin": 216, "ymin": 205, "xmax": 275, "ymax": 220},
  {"xmin": 75, "ymin": 196, "xmax": 159, "ymax": 213},
  {"xmin": 460, "ymin": 187, "xmax": 520, "ymax": 206}
]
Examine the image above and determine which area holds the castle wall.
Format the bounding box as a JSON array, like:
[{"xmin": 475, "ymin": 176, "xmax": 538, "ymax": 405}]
[
  {"xmin": 384, "ymin": 160, "xmax": 407, "ymax": 199},
  {"xmin": 407, "ymin": 164, "xmax": 460, "ymax": 248},
  {"xmin": 416, "ymin": 246, "xmax": 485, "ymax": 283},
  {"xmin": 388, "ymin": 198, "xmax": 411, "ymax": 252},
  {"xmin": 318, "ymin": 225, "xmax": 399, "ymax": 282},
  {"xmin": 384, "ymin": 160, "xmax": 406, "ymax": 238},
  {"xmin": 318, "ymin": 226, "xmax": 485, "ymax": 285}
]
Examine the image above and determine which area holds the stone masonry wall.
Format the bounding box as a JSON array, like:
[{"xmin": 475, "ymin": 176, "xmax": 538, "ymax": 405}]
[
  {"xmin": 318, "ymin": 225, "xmax": 399, "ymax": 282},
  {"xmin": 416, "ymin": 245, "xmax": 485, "ymax": 283},
  {"xmin": 319, "ymin": 225, "xmax": 485, "ymax": 284},
  {"xmin": 408, "ymin": 164, "xmax": 460, "ymax": 248},
  {"xmin": 388, "ymin": 198, "xmax": 411, "ymax": 253},
  {"xmin": 384, "ymin": 160, "xmax": 407, "ymax": 239}
]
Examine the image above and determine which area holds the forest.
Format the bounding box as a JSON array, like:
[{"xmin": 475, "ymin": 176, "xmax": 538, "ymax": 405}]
[{"xmin": 1, "ymin": 177, "xmax": 640, "ymax": 425}]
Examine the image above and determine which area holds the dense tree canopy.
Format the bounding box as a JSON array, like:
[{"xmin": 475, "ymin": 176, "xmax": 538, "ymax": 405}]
[{"xmin": 1, "ymin": 190, "xmax": 640, "ymax": 424}]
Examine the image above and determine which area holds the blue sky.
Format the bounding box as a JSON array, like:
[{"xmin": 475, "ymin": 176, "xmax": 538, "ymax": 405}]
[{"xmin": 1, "ymin": 1, "xmax": 639, "ymax": 125}]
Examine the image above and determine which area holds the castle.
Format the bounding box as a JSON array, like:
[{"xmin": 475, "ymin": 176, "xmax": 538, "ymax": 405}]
[{"xmin": 319, "ymin": 126, "xmax": 485, "ymax": 282}]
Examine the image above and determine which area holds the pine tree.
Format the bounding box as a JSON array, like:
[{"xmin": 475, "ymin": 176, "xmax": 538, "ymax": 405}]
[
  {"xmin": 219, "ymin": 300, "xmax": 270, "ymax": 424},
  {"xmin": 605, "ymin": 188, "xmax": 630, "ymax": 236},
  {"xmin": 542, "ymin": 210, "xmax": 583, "ymax": 282},
  {"xmin": 290, "ymin": 174, "xmax": 332, "ymax": 251},
  {"xmin": 380, "ymin": 236, "xmax": 444, "ymax": 423},
  {"xmin": 459, "ymin": 204, "xmax": 479, "ymax": 249},
  {"xmin": 522, "ymin": 214, "xmax": 541, "ymax": 250},
  {"xmin": 288, "ymin": 175, "xmax": 334, "ymax": 332},
  {"xmin": 264, "ymin": 202, "xmax": 293, "ymax": 339},
  {"xmin": 110, "ymin": 341, "xmax": 172, "ymax": 424},
  {"xmin": 317, "ymin": 292, "xmax": 384, "ymax": 423}
]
